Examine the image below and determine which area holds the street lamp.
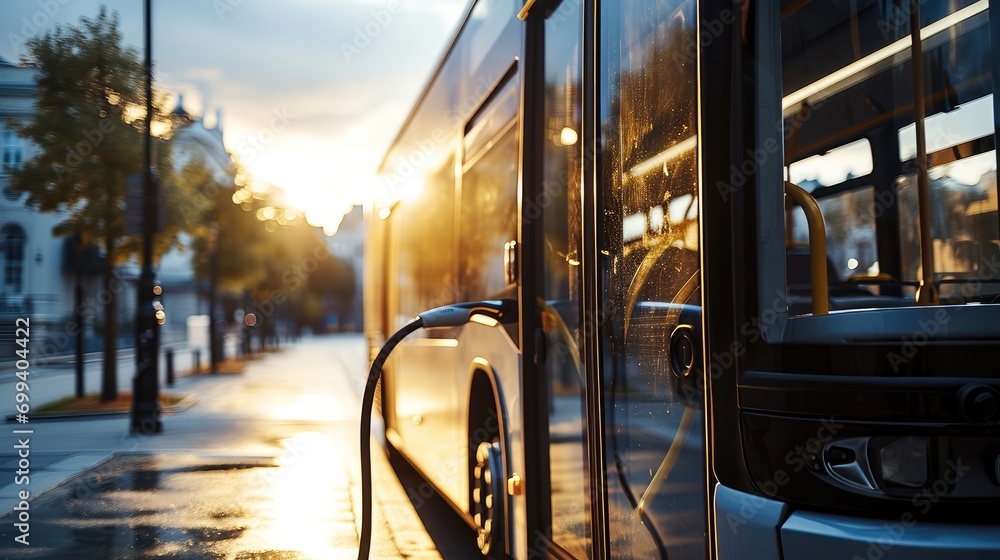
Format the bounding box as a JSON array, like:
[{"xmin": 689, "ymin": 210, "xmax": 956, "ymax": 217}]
[
  {"xmin": 131, "ymin": 0, "xmax": 162, "ymax": 433},
  {"xmin": 74, "ymin": 232, "xmax": 84, "ymax": 399},
  {"xmin": 208, "ymin": 224, "xmax": 220, "ymax": 374}
]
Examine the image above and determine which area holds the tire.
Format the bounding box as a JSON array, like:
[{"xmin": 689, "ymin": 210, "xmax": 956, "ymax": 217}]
[{"xmin": 472, "ymin": 439, "xmax": 506, "ymax": 558}]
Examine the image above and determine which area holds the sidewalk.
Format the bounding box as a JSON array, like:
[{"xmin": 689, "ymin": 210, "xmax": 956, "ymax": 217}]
[
  {"xmin": 0, "ymin": 335, "xmax": 241, "ymax": 411},
  {"xmin": 0, "ymin": 334, "xmax": 447, "ymax": 559}
]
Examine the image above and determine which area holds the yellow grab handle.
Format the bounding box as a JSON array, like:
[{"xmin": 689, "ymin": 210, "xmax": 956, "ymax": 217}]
[{"xmin": 785, "ymin": 181, "xmax": 829, "ymax": 316}]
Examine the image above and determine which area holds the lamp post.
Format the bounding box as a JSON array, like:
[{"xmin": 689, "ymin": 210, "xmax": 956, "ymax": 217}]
[
  {"xmin": 74, "ymin": 232, "xmax": 84, "ymax": 399},
  {"xmin": 208, "ymin": 224, "xmax": 219, "ymax": 374},
  {"xmin": 131, "ymin": 0, "xmax": 162, "ymax": 433}
]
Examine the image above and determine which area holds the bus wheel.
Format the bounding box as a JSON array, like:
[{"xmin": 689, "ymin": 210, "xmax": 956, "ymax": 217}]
[{"xmin": 472, "ymin": 439, "xmax": 505, "ymax": 558}]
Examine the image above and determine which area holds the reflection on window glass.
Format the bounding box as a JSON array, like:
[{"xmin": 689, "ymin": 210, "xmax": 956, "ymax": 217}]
[
  {"xmin": 394, "ymin": 157, "xmax": 456, "ymax": 329},
  {"xmin": 459, "ymin": 127, "xmax": 518, "ymax": 301},
  {"xmin": 465, "ymin": 78, "xmax": 519, "ymax": 162},
  {"xmin": 600, "ymin": 0, "xmax": 705, "ymax": 557},
  {"xmin": 542, "ymin": 1, "xmax": 589, "ymax": 555},
  {"xmin": 464, "ymin": 0, "xmax": 517, "ymax": 75}
]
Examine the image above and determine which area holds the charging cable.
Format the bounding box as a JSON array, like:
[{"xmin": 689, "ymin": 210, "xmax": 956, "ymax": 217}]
[{"xmin": 358, "ymin": 300, "xmax": 517, "ymax": 559}]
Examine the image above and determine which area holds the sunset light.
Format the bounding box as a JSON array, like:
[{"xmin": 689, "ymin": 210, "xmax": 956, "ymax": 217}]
[{"xmin": 6, "ymin": 1, "xmax": 997, "ymax": 559}]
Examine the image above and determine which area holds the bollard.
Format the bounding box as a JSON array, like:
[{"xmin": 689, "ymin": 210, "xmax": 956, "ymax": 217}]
[
  {"xmin": 165, "ymin": 349, "xmax": 174, "ymax": 386},
  {"xmin": 193, "ymin": 349, "xmax": 200, "ymax": 374}
]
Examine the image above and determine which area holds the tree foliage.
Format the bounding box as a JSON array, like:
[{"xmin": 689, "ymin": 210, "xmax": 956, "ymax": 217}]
[
  {"xmin": 186, "ymin": 161, "xmax": 269, "ymax": 293},
  {"xmin": 10, "ymin": 8, "xmax": 145, "ymax": 250},
  {"xmin": 182, "ymin": 158, "xmax": 357, "ymax": 335}
]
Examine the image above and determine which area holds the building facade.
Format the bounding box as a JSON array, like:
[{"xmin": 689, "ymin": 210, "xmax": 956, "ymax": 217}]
[{"xmin": 0, "ymin": 57, "xmax": 233, "ymax": 357}]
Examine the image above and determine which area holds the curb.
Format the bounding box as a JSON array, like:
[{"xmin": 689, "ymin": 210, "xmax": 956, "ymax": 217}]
[
  {"xmin": 3, "ymin": 394, "xmax": 198, "ymax": 423},
  {"xmin": 0, "ymin": 452, "xmax": 116, "ymax": 518}
]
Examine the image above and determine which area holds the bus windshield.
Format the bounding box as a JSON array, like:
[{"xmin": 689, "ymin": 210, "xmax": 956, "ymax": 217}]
[{"xmin": 776, "ymin": 0, "xmax": 999, "ymax": 322}]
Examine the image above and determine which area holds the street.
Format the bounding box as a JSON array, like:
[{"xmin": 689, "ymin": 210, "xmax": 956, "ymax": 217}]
[{"xmin": 0, "ymin": 334, "xmax": 479, "ymax": 559}]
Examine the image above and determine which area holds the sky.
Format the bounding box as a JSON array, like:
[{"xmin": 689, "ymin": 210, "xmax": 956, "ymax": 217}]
[{"xmin": 0, "ymin": 0, "xmax": 468, "ymax": 233}]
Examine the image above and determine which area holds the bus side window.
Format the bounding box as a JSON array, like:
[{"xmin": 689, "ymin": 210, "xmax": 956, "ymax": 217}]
[{"xmin": 459, "ymin": 77, "xmax": 520, "ymax": 304}]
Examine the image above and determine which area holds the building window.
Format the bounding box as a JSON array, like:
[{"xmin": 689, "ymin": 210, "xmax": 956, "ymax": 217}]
[
  {"xmin": 2, "ymin": 130, "xmax": 24, "ymax": 172},
  {"xmin": 2, "ymin": 129, "xmax": 25, "ymax": 201},
  {"xmin": 0, "ymin": 224, "xmax": 26, "ymax": 293}
]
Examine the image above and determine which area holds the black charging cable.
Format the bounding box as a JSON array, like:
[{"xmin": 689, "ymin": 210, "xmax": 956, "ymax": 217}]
[{"xmin": 358, "ymin": 300, "xmax": 516, "ymax": 559}]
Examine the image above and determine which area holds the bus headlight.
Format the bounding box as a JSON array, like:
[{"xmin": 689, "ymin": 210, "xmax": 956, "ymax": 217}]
[{"xmin": 878, "ymin": 436, "xmax": 928, "ymax": 488}]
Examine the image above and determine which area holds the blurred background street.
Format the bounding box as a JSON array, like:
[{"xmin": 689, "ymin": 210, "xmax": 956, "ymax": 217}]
[{"xmin": 0, "ymin": 2, "xmax": 477, "ymax": 555}]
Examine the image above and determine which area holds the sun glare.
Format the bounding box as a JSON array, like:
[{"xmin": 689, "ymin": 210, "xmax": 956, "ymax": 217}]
[{"xmin": 251, "ymin": 432, "xmax": 351, "ymax": 556}]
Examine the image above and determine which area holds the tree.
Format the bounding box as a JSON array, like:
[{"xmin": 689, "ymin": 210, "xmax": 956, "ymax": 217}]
[
  {"xmin": 187, "ymin": 161, "xmax": 270, "ymax": 292},
  {"xmin": 8, "ymin": 8, "xmax": 171, "ymax": 401},
  {"xmin": 185, "ymin": 164, "xmax": 357, "ymax": 340},
  {"xmin": 307, "ymin": 246, "xmax": 356, "ymax": 330}
]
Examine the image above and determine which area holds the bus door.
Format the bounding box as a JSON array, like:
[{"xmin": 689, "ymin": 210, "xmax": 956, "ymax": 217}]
[
  {"xmin": 597, "ymin": 1, "xmax": 708, "ymax": 558},
  {"xmin": 526, "ymin": 0, "xmax": 592, "ymax": 557}
]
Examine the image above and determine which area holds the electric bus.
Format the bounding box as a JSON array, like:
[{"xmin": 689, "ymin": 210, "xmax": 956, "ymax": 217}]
[{"xmin": 364, "ymin": 0, "xmax": 1000, "ymax": 557}]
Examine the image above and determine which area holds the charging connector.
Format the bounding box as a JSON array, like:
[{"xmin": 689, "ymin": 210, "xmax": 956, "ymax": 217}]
[
  {"xmin": 358, "ymin": 300, "xmax": 516, "ymax": 559},
  {"xmin": 418, "ymin": 300, "xmax": 512, "ymax": 327}
]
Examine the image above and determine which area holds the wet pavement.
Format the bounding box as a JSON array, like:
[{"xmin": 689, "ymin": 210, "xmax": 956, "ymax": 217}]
[
  {"xmin": 0, "ymin": 334, "xmax": 480, "ymax": 559},
  {"xmin": 0, "ymin": 453, "xmax": 358, "ymax": 559}
]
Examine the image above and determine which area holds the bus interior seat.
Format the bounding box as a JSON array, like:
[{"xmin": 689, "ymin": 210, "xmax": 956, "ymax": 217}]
[{"xmin": 785, "ymin": 246, "xmax": 911, "ymax": 315}]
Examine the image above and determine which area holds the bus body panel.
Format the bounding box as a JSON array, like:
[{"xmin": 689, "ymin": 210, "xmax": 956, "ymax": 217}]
[
  {"xmin": 713, "ymin": 485, "xmax": 789, "ymax": 560},
  {"xmin": 781, "ymin": 511, "xmax": 1000, "ymax": 560},
  {"xmin": 386, "ymin": 340, "xmax": 462, "ymax": 502}
]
